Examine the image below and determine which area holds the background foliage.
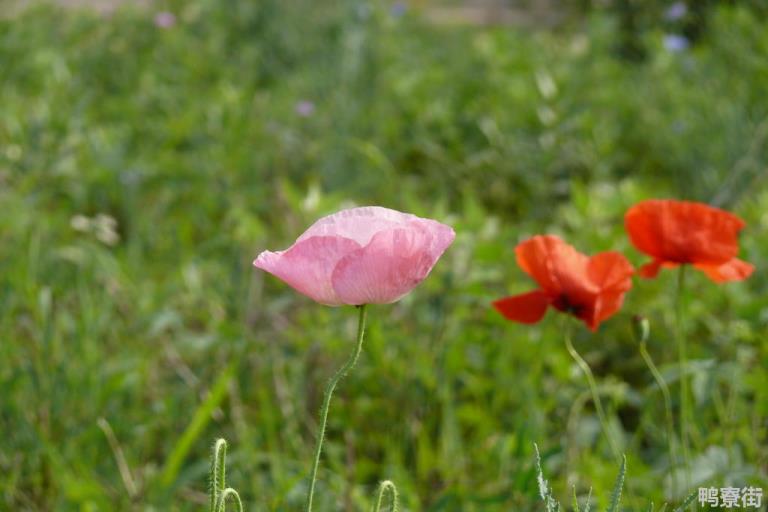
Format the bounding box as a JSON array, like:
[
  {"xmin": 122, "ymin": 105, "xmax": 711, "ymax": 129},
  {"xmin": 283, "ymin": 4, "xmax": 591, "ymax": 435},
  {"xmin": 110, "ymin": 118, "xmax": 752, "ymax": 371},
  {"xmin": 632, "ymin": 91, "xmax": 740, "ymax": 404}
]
[{"xmin": 1, "ymin": 0, "xmax": 766, "ymax": 510}]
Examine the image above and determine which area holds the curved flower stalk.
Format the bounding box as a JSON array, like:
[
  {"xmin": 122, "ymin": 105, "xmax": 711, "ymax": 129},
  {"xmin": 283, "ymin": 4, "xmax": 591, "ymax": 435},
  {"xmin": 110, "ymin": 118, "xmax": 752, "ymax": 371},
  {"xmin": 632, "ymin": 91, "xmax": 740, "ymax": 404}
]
[
  {"xmin": 372, "ymin": 480, "xmax": 399, "ymax": 512},
  {"xmin": 209, "ymin": 438, "xmax": 243, "ymax": 512},
  {"xmin": 632, "ymin": 316, "xmax": 678, "ymax": 493},
  {"xmin": 625, "ymin": 199, "xmax": 754, "ymax": 490},
  {"xmin": 494, "ymin": 236, "xmax": 633, "ymax": 461},
  {"xmin": 254, "ymin": 206, "xmax": 455, "ymax": 511}
]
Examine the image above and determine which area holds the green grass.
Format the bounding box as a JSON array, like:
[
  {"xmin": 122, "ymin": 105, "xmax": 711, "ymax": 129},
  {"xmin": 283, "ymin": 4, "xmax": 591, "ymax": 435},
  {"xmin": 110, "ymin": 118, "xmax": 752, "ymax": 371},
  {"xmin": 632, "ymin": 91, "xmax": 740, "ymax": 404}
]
[{"xmin": 1, "ymin": 1, "xmax": 767, "ymax": 510}]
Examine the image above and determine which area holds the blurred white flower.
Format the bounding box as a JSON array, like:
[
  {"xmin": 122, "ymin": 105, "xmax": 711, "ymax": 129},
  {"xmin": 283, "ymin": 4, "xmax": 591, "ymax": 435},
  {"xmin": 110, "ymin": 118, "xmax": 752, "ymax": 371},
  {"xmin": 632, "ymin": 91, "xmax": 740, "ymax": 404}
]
[
  {"xmin": 70, "ymin": 213, "xmax": 120, "ymax": 246},
  {"xmin": 70, "ymin": 214, "xmax": 91, "ymax": 232},
  {"xmin": 94, "ymin": 214, "xmax": 120, "ymax": 246},
  {"xmin": 535, "ymin": 71, "xmax": 557, "ymax": 100}
]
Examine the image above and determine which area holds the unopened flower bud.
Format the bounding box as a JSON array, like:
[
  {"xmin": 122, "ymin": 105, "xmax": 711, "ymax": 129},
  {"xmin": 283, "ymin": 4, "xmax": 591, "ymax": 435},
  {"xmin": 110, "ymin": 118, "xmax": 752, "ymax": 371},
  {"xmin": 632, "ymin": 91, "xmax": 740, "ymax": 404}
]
[{"xmin": 632, "ymin": 314, "xmax": 650, "ymax": 343}]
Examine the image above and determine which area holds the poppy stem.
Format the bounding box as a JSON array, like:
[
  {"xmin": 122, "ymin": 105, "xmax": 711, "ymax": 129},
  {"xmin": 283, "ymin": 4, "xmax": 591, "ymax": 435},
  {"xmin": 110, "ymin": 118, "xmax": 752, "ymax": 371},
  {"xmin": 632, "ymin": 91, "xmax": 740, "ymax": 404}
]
[
  {"xmin": 372, "ymin": 480, "xmax": 399, "ymax": 512},
  {"xmin": 563, "ymin": 321, "xmax": 621, "ymax": 462},
  {"xmin": 635, "ymin": 320, "xmax": 678, "ymax": 495},
  {"xmin": 675, "ymin": 266, "xmax": 692, "ymax": 494},
  {"xmin": 305, "ymin": 304, "xmax": 368, "ymax": 512}
]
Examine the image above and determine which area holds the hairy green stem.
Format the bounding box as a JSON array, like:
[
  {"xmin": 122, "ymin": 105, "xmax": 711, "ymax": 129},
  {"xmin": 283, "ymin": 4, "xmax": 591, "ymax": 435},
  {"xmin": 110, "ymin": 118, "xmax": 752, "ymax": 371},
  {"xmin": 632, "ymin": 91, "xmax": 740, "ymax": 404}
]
[
  {"xmin": 675, "ymin": 266, "xmax": 692, "ymax": 493},
  {"xmin": 372, "ymin": 480, "xmax": 399, "ymax": 512},
  {"xmin": 209, "ymin": 438, "xmax": 243, "ymax": 512},
  {"xmin": 563, "ymin": 321, "xmax": 621, "ymax": 462},
  {"xmin": 305, "ymin": 304, "xmax": 368, "ymax": 512},
  {"xmin": 217, "ymin": 488, "xmax": 244, "ymax": 512},
  {"xmin": 210, "ymin": 439, "xmax": 227, "ymax": 511}
]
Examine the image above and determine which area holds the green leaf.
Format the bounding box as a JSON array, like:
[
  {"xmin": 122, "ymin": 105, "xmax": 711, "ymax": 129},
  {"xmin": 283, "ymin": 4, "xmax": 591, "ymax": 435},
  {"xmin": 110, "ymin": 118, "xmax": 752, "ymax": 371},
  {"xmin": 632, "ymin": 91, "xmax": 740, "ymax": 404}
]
[
  {"xmin": 672, "ymin": 492, "xmax": 698, "ymax": 512},
  {"xmin": 160, "ymin": 364, "xmax": 235, "ymax": 488}
]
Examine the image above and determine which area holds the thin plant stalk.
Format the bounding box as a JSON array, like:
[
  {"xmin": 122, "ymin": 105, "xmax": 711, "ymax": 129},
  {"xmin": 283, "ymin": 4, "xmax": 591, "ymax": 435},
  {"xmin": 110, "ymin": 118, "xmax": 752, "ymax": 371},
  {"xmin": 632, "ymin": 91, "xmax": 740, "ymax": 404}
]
[
  {"xmin": 372, "ymin": 480, "xmax": 399, "ymax": 512},
  {"xmin": 563, "ymin": 320, "xmax": 621, "ymax": 462},
  {"xmin": 209, "ymin": 438, "xmax": 243, "ymax": 512},
  {"xmin": 675, "ymin": 266, "xmax": 692, "ymax": 492},
  {"xmin": 210, "ymin": 439, "xmax": 227, "ymax": 511},
  {"xmin": 305, "ymin": 304, "xmax": 368, "ymax": 512},
  {"xmin": 217, "ymin": 488, "xmax": 244, "ymax": 512},
  {"xmin": 635, "ymin": 320, "xmax": 678, "ymax": 494}
]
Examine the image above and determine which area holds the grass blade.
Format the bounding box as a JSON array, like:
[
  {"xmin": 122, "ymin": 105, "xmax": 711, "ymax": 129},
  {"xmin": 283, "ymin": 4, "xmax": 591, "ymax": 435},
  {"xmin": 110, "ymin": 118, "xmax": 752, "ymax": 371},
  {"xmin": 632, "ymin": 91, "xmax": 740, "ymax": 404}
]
[
  {"xmin": 573, "ymin": 485, "xmax": 581, "ymax": 512},
  {"xmin": 534, "ymin": 443, "xmax": 560, "ymax": 512},
  {"xmin": 672, "ymin": 492, "xmax": 697, "ymax": 512},
  {"xmin": 606, "ymin": 455, "xmax": 626, "ymax": 512},
  {"xmin": 160, "ymin": 364, "xmax": 235, "ymax": 487}
]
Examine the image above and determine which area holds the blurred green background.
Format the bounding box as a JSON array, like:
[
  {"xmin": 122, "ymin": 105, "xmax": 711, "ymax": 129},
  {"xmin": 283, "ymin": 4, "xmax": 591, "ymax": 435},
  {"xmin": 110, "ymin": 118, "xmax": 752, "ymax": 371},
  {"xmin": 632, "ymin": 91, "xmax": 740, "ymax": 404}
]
[{"xmin": 1, "ymin": 0, "xmax": 766, "ymax": 510}]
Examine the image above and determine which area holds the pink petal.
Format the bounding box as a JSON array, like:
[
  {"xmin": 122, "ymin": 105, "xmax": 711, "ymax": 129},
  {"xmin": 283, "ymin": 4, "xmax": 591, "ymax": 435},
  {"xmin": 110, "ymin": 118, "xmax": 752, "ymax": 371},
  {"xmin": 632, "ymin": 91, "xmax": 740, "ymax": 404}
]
[
  {"xmin": 297, "ymin": 206, "xmax": 421, "ymax": 246},
  {"xmin": 253, "ymin": 236, "xmax": 360, "ymax": 305},
  {"xmin": 330, "ymin": 220, "xmax": 455, "ymax": 305}
]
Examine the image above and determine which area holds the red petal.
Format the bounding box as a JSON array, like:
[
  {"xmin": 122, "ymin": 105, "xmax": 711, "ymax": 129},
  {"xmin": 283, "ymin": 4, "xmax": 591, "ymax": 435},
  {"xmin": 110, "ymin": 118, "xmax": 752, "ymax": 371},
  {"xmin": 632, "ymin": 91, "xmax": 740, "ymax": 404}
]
[
  {"xmin": 638, "ymin": 260, "xmax": 667, "ymax": 278},
  {"xmin": 515, "ymin": 235, "xmax": 595, "ymax": 301},
  {"xmin": 694, "ymin": 258, "xmax": 754, "ymax": 283},
  {"xmin": 625, "ymin": 199, "xmax": 746, "ymax": 266},
  {"xmin": 588, "ymin": 290, "xmax": 629, "ymax": 331},
  {"xmin": 625, "ymin": 202, "xmax": 667, "ymax": 259},
  {"xmin": 587, "ymin": 251, "xmax": 634, "ymax": 292},
  {"xmin": 493, "ymin": 290, "xmax": 551, "ymax": 324},
  {"xmin": 514, "ymin": 236, "xmax": 562, "ymax": 293}
]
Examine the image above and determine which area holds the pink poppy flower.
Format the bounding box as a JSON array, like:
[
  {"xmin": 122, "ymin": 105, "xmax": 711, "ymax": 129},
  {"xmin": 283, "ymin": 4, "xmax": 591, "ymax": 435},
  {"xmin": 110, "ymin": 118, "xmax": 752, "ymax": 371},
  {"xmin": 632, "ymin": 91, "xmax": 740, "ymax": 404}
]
[{"xmin": 254, "ymin": 206, "xmax": 455, "ymax": 305}]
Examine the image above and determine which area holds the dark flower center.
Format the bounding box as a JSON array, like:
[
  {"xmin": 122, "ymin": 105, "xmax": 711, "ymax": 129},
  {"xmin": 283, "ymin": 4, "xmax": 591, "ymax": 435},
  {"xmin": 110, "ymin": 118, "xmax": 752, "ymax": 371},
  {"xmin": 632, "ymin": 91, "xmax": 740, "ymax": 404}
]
[{"xmin": 552, "ymin": 294, "xmax": 586, "ymax": 316}]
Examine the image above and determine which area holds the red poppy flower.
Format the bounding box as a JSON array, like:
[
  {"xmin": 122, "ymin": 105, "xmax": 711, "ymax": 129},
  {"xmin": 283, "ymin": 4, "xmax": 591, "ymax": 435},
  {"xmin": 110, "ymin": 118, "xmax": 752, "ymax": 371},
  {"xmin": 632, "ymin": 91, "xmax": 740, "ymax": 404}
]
[
  {"xmin": 493, "ymin": 235, "xmax": 634, "ymax": 331},
  {"xmin": 624, "ymin": 199, "xmax": 754, "ymax": 283}
]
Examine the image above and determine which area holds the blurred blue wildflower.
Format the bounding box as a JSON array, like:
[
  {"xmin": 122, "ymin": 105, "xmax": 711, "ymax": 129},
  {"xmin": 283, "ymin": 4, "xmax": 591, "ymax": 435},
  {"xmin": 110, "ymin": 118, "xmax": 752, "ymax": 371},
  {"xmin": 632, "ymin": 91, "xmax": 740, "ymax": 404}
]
[
  {"xmin": 154, "ymin": 11, "xmax": 176, "ymax": 29},
  {"xmin": 664, "ymin": 34, "xmax": 689, "ymax": 52},
  {"xmin": 664, "ymin": 2, "xmax": 687, "ymax": 21},
  {"xmin": 391, "ymin": 2, "xmax": 407, "ymax": 18},
  {"xmin": 295, "ymin": 100, "xmax": 315, "ymax": 117}
]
